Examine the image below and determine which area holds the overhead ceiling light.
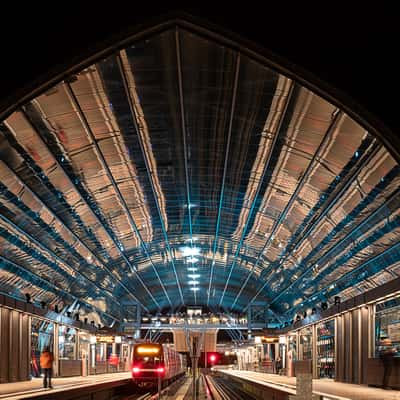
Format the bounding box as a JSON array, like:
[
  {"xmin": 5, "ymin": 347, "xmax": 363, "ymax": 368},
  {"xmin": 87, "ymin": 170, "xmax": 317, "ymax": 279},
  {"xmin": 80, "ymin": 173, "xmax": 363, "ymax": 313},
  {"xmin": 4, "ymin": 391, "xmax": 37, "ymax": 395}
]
[
  {"xmin": 187, "ymin": 256, "xmax": 199, "ymax": 263},
  {"xmin": 188, "ymin": 281, "xmax": 200, "ymax": 285},
  {"xmin": 190, "ymin": 287, "xmax": 200, "ymax": 291},
  {"xmin": 180, "ymin": 246, "xmax": 201, "ymax": 257},
  {"xmin": 188, "ymin": 274, "xmax": 200, "ymax": 279},
  {"xmin": 187, "ymin": 268, "xmax": 198, "ymax": 272}
]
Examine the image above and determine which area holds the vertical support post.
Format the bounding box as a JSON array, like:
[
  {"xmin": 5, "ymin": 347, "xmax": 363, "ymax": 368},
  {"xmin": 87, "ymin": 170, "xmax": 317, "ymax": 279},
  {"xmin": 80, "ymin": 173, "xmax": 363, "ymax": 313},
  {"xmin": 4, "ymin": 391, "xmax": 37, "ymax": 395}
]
[
  {"xmin": 312, "ymin": 324, "xmax": 317, "ymax": 379},
  {"xmin": 53, "ymin": 323, "xmax": 59, "ymax": 377},
  {"xmin": 192, "ymin": 336, "xmax": 198, "ymax": 400},
  {"xmin": 136, "ymin": 304, "xmax": 141, "ymax": 323},
  {"xmin": 293, "ymin": 361, "xmax": 313, "ymax": 400},
  {"xmin": 247, "ymin": 305, "xmax": 252, "ymax": 331},
  {"xmin": 158, "ymin": 373, "xmax": 162, "ymax": 399},
  {"xmin": 368, "ymin": 304, "xmax": 375, "ymax": 358},
  {"xmin": 135, "ymin": 304, "xmax": 141, "ymax": 340},
  {"xmin": 358, "ymin": 308, "xmax": 362, "ymax": 384}
]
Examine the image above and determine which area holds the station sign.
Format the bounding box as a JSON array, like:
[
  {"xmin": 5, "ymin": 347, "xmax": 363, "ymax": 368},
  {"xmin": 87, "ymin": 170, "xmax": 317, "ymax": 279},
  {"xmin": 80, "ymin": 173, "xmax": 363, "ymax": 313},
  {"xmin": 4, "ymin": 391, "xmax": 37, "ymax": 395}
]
[
  {"xmin": 96, "ymin": 335, "xmax": 115, "ymax": 343},
  {"xmin": 260, "ymin": 336, "xmax": 279, "ymax": 343}
]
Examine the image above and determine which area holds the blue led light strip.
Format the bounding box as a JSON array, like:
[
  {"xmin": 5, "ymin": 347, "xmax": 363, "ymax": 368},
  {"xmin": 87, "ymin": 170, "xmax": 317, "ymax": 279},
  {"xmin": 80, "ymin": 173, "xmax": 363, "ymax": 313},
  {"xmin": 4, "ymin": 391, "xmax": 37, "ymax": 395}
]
[
  {"xmin": 176, "ymin": 28, "xmax": 197, "ymax": 303},
  {"xmin": 207, "ymin": 53, "xmax": 240, "ymax": 306}
]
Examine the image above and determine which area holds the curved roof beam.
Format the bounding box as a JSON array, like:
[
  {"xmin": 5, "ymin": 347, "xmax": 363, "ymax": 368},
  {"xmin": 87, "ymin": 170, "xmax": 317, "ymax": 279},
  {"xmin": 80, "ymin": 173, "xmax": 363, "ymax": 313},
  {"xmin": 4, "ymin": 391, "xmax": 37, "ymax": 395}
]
[
  {"xmin": 230, "ymin": 109, "xmax": 343, "ymax": 309},
  {"xmin": 5, "ymin": 110, "xmax": 153, "ymax": 311},
  {"xmin": 244, "ymin": 138, "xmax": 383, "ymax": 310},
  {"xmin": 0, "ymin": 211, "xmax": 120, "ymax": 309},
  {"xmin": 269, "ymin": 183, "xmax": 400, "ymax": 310},
  {"xmin": 263, "ymin": 135, "xmax": 380, "ymax": 278},
  {"xmin": 218, "ymin": 80, "xmax": 295, "ymax": 307},
  {"xmin": 64, "ymin": 82, "xmax": 172, "ymax": 308},
  {"xmin": 116, "ymin": 51, "xmax": 184, "ymax": 306},
  {"xmin": 0, "ymin": 160, "xmax": 120, "ymax": 301},
  {"xmin": 286, "ymin": 239, "xmax": 400, "ymax": 317},
  {"xmin": 0, "ymin": 254, "xmax": 119, "ymax": 322},
  {"xmin": 207, "ymin": 53, "xmax": 240, "ymax": 306}
]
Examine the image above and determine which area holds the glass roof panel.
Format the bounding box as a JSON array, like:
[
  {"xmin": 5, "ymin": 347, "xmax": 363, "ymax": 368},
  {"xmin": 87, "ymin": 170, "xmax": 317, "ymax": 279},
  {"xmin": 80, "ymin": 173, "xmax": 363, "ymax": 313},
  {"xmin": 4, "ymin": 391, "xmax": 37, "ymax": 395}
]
[{"xmin": 0, "ymin": 24, "xmax": 399, "ymax": 324}]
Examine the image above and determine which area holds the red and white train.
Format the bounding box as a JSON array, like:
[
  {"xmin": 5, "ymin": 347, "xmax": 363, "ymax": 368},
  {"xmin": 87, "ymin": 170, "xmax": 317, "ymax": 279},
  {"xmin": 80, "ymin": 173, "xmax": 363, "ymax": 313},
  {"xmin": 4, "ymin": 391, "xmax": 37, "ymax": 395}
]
[{"xmin": 131, "ymin": 343, "xmax": 186, "ymax": 387}]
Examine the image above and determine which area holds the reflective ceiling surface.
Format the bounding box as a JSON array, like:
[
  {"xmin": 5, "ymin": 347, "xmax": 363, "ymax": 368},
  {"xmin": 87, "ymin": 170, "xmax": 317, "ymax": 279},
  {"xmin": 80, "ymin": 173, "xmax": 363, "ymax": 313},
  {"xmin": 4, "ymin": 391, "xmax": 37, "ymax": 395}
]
[{"xmin": 0, "ymin": 26, "xmax": 399, "ymax": 325}]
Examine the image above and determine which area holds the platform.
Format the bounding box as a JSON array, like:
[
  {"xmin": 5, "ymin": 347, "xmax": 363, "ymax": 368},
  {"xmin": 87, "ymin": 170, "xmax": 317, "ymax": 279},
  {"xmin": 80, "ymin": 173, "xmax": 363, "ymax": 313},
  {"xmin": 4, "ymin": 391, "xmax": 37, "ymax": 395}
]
[
  {"xmin": 218, "ymin": 370, "xmax": 400, "ymax": 400},
  {"xmin": 0, "ymin": 372, "xmax": 131, "ymax": 400}
]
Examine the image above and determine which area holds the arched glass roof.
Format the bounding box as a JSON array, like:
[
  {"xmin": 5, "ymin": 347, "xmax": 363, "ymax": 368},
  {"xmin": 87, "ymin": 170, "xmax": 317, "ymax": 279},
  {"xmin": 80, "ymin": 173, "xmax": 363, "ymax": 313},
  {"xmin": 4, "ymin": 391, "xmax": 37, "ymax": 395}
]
[{"xmin": 0, "ymin": 25, "xmax": 399, "ymax": 325}]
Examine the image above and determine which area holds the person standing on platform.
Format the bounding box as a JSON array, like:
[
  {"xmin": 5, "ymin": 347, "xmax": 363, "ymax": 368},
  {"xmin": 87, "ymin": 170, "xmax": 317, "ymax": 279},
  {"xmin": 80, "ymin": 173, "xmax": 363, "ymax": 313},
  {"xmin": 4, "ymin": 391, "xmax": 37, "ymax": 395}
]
[
  {"xmin": 40, "ymin": 346, "xmax": 54, "ymax": 389},
  {"xmin": 275, "ymin": 355, "xmax": 282, "ymax": 375}
]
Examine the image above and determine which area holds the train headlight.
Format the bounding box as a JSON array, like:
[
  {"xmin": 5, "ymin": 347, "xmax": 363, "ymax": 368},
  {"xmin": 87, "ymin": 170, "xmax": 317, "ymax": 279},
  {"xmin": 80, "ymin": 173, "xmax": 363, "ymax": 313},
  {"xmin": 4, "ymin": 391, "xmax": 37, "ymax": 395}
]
[
  {"xmin": 157, "ymin": 366, "xmax": 165, "ymax": 374},
  {"xmin": 132, "ymin": 366, "xmax": 140, "ymax": 374}
]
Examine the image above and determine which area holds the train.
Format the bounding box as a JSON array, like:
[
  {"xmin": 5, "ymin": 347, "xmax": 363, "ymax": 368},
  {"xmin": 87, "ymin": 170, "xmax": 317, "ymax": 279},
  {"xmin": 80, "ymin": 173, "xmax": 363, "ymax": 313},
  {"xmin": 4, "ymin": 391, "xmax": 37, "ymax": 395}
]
[{"xmin": 131, "ymin": 342, "xmax": 186, "ymax": 387}]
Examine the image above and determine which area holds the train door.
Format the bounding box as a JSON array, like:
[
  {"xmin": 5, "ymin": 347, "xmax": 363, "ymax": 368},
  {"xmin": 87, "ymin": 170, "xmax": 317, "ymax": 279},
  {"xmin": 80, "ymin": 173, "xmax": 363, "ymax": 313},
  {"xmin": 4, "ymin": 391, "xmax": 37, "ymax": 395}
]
[
  {"xmin": 90, "ymin": 343, "xmax": 96, "ymax": 374},
  {"xmin": 78, "ymin": 333, "xmax": 90, "ymax": 376},
  {"xmin": 81, "ymin": 348, "xmax": 88, "ymax": 376},
  {"xmin": 121, "ymin": 343, "xmax": 130, "ymax": 371}
]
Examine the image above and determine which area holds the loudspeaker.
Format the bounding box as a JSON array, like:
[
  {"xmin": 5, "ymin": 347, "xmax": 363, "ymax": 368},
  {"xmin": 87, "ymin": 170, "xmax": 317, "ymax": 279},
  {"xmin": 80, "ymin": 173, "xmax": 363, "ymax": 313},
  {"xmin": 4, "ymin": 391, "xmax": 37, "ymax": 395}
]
[
  {"xmin": 321, "ymin": 302, "xmax": 328, "ymax": 310},
  {"xmin": 334, "ymin": 296, "xmax": 341, "ymax": 305},
  {"xmin": 84, "ymin": 317, "xmax": 88, "ymax": 324},
  {"xmin": 54, "ymin": 305, "xmax": 59, "ymax": 313},
  {"xmin": 25, "ymin": 293, "xmax": 31, "ymax": 303},
  {"xmin": 40, "ymin": 301, "xmax": 46, "ymax": 309},
  {"xmin": 66, "ymin": 311, "xmax": 71, "ymax": 318}
]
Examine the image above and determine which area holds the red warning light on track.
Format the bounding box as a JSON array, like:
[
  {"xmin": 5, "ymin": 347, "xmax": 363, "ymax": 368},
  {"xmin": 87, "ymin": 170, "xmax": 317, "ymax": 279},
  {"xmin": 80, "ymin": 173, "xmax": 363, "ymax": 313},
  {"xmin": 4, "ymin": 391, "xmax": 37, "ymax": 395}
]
[{"xmin": 209, "ymin": 354, "xmax": 216, "ymax": 363}]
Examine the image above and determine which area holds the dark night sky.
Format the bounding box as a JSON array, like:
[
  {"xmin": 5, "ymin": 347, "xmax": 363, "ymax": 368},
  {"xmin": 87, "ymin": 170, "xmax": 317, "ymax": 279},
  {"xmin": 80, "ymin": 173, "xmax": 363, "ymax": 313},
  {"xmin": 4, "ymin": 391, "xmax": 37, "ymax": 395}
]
[{"xmin": 1, "ymin": 4, "xmax": 399, "ymax": 155}]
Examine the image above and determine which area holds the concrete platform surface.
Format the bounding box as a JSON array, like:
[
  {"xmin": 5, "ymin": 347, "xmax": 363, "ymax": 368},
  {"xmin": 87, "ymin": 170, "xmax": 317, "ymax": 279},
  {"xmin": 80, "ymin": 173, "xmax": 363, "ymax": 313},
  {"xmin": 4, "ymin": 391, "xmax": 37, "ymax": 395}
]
[
  {"xmin": 219, "ymin": 370, "xmax": 400, "ymax": 400},
  {"xmin": 0, "ymin": 372, "xmax": 131, "ymax": 399}
]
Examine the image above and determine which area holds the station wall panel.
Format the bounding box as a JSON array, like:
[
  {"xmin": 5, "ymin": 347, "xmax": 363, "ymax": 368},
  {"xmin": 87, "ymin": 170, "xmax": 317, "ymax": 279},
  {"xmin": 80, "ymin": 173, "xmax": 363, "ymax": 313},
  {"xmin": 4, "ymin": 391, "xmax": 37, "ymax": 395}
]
[
  {"xmin": 0, "ymin": 306, "xmax": 30, "ymax": 383},
  {"xmin": 0, "ymin": 307, "xmax": 10, "ymax": 383}
]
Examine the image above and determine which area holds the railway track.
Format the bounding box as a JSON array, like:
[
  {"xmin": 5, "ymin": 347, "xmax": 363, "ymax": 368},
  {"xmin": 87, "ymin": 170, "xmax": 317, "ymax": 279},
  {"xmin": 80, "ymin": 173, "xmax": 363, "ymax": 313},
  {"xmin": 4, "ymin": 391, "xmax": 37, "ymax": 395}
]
[
  {"xmin": 204, "ymin": 374, "xmax": 258, "ymax": 400},
  {"xmin": 119, "ymin": 375, "xmax": 188, "ymax": 400}
]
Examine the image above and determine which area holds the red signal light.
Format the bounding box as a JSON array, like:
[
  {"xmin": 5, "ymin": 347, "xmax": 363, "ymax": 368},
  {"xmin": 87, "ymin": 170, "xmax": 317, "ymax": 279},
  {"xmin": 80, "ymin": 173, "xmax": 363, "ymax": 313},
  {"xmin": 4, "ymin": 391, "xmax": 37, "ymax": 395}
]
[{"xmin": 209, "ymin": 355, "xmax": 216, "ymax": 363}]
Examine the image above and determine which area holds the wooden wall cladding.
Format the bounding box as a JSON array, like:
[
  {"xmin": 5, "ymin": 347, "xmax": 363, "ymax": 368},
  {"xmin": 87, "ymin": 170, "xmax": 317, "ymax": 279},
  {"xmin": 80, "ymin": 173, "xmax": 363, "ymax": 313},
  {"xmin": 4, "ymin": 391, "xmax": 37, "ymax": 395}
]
[
  {"xmin": 0, "ymin": 307, "xmax": 10, "ymax": 383},
  {"xmin": 335, "ymin": 306, "xmax": 371, "ymax": 384},
  {"xmin": 0, "ymin": 307, "xmax": 30, "ymax": 383}
]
